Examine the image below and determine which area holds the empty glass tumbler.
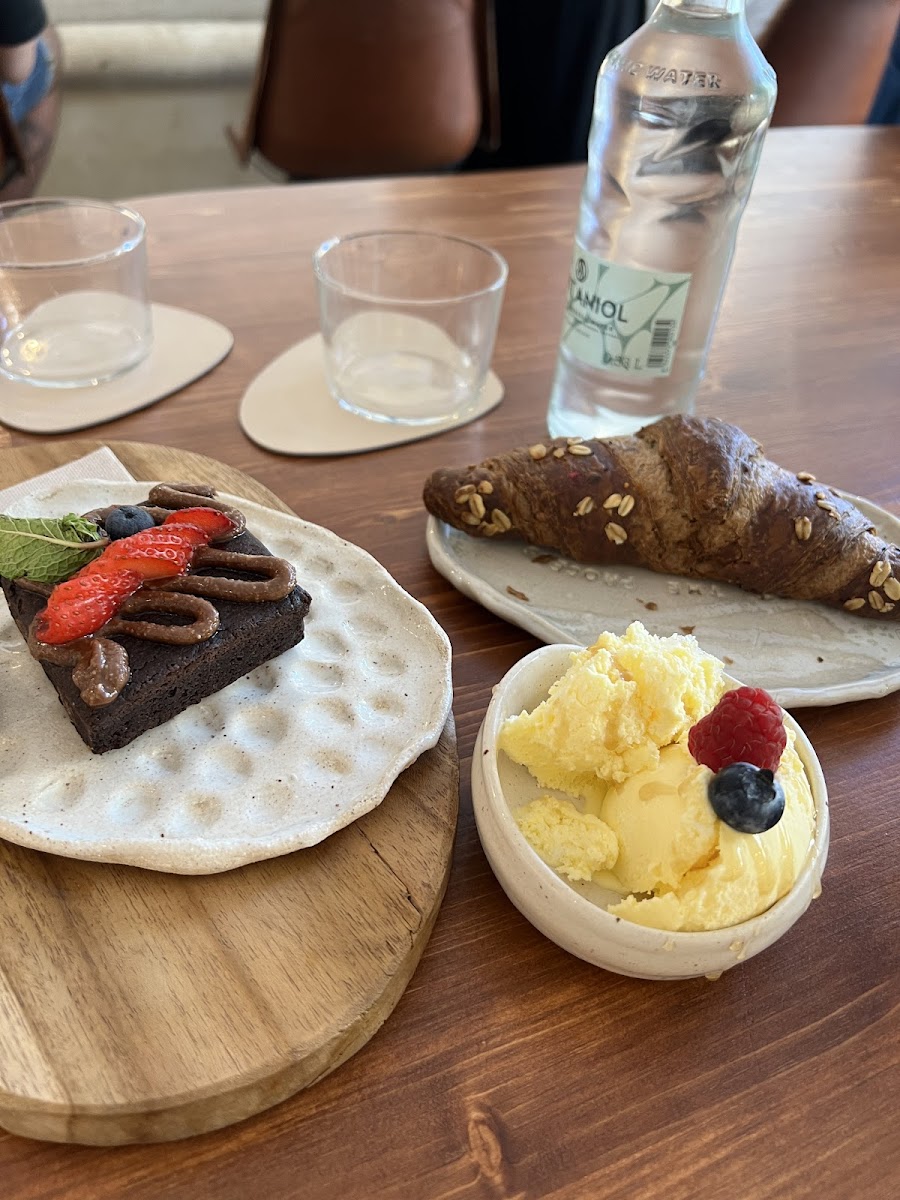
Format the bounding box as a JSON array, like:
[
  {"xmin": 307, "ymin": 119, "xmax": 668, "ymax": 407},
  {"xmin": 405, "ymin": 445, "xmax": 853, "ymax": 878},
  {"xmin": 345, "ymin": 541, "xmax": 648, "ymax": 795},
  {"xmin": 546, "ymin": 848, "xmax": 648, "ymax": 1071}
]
[
  {"xmin": 0, "ymin": 198, "xmax": 153, "ymax": 388},
  {"xmin": 313, "ymin": 230, "xmax": 507, "ymax": 425}
]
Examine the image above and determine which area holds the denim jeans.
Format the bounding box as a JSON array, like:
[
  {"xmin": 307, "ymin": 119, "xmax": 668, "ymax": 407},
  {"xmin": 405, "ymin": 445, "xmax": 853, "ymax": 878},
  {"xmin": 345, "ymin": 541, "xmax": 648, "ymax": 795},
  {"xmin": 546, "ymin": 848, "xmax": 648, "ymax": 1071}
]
[
  {"xmin": 869, "ymin": 17, "xmax": 900, "ymax": 124},
  {"xmin": 1, "ymin": 35, "xmax": 54, "ymax": 125}
]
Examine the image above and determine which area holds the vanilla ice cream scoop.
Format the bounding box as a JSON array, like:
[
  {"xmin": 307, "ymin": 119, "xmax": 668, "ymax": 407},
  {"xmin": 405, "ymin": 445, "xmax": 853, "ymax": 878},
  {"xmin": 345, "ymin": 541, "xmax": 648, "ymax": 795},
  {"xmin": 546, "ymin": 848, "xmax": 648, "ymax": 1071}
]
[
  {"xmin": 500, "ymin": 621, "xmax": 725, "ymax": 794},
  {"xmin": 503, "ymin": 623, "xmax": 817, "ymax": 934},
  {"xmin": 600, "ymin": 732, "xmax": 815, "ymax": 931},
  {"xmin": 591, "ymin": 743, "xmax": 717, "ymax": 894}
]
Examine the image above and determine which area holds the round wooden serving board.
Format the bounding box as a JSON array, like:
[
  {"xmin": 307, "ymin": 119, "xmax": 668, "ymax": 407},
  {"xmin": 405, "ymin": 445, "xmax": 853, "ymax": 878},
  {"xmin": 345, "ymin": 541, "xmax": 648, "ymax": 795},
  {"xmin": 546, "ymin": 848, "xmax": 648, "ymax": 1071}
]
[{"xmin": 0, "ymin": 440, "xmax": 458, "ymax": 1146}]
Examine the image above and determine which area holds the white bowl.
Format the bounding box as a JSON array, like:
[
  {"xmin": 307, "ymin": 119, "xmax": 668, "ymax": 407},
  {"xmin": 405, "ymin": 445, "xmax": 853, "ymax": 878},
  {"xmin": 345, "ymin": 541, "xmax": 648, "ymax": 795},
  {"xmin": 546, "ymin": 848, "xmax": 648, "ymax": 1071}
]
[{"xmin": 472, "ymin": 645, "xmax": 830, "ymax": 981}]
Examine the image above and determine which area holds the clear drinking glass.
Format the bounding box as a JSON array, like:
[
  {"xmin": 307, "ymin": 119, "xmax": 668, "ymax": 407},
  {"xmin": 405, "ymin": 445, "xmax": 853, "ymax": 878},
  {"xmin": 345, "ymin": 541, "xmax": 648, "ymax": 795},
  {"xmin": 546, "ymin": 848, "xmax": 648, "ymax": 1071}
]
[
  {"xmin": 313, "ymin": 230, "xmax": 507, "ymax": 425},
  {"xmin": 0, "ymin": 198, "xmax": 152, "ymax": 388}
]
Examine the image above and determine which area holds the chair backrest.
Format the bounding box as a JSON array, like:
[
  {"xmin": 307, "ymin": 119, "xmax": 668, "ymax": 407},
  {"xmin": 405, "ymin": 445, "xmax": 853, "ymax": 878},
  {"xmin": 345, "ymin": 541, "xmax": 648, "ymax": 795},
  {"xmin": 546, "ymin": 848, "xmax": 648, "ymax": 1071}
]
[{"xmin": 234, "ymin": 0, "xmax": 496, "ymax": 178}]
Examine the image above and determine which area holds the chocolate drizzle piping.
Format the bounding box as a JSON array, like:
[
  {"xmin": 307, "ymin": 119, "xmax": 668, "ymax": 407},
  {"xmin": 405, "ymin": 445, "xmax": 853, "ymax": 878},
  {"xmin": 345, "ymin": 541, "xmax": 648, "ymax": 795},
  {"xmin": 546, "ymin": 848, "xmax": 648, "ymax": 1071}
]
[
  {"xmin": 14, "ymin": 578, "xmax": 52, "ymax": 598},
  {"xmin": 106, "ymin": 592, "xmax": 220, "ymax": 644},
  {"xmin": 28, "ymin": 628, "xmax": 130, "ymax": 708},
  {"xmin": 81, "ymin": 505, "xmax": 122, "ymax": 527},
  {"xmin": 28, "ymin": 593, "xmax": 220, "ymax": 705},
  {"xmin": 157, "ymin": 547, "xmax": 296, "ymax": 602},
  {"xmin": 147, "ymin": 483, "xmax": 247, "ymax": 539}
]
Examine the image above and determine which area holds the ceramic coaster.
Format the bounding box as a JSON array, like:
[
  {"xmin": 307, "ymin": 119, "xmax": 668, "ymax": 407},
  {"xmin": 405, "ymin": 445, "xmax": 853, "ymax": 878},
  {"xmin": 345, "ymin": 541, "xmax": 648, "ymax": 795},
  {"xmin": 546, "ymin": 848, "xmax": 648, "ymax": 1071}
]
[
  {"xmin": 239, "ymin": 332, "xmax": 504, "ymax": 457},
  {"xmin": 0, "ymin": 304, "xmax": 233, "ymax": 435}
]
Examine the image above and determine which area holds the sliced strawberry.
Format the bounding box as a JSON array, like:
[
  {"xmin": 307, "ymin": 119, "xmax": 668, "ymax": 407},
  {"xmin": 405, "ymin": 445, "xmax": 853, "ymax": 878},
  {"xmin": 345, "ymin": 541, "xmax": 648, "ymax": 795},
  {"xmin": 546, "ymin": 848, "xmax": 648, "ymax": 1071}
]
[
  {"xmin": 34, "ymin": 506, "xmax": 236, "ymax": 645},
  {"xmin": 34, "ymin": 569, "xmax": 142, "ymax": 645},
  {"xmin": 104, "ymin": 527, "xmax": 198, "ymax": 579},
  {"xmin": 163, "ymin": 507, "xmax": 235, "ymax": 540}
]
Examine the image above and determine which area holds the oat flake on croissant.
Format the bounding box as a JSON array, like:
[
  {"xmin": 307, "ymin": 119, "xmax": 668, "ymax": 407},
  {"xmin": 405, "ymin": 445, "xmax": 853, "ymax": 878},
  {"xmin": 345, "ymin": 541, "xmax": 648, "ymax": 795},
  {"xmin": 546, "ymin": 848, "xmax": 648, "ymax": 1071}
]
[{"xmin": 422, "ymin": 416, "xmax": 900, "ymax": 621}]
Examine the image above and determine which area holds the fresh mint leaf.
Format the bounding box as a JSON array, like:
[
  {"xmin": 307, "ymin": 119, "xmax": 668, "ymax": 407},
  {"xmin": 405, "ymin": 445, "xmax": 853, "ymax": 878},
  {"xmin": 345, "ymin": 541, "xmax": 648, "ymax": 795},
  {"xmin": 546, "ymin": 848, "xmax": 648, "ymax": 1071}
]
[{"xmin": 0, "ymin": 513, "xmax": 105, "ymax": 583}]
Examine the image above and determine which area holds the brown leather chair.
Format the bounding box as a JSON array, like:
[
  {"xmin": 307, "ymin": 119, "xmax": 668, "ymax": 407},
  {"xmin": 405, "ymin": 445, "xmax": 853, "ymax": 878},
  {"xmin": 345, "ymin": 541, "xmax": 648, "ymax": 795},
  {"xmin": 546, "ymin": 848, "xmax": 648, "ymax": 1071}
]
[
  {"xmin": 233, "ymin": 0, "xmax": 496, "ymax": 179},
  {"xmin": 0, "ymin": 25, "xmax": 61, "ymax": 202}
]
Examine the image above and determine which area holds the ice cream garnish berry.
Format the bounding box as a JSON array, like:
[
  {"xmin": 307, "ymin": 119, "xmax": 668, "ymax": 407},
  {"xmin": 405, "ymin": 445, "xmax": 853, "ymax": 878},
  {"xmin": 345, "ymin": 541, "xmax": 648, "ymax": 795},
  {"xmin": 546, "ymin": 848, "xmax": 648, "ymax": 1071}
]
[
  {"xmin": 708, "ymin": 763, "xmax": 786, "ymax": 834},
  {"xmin": 688, "ymin": 686, "xmax": 787, "ymax": 774},
  {"xmin": 688, "ymin": 687, "xmax": 788, "ymax": 834},
  {"xmin": 33, "ymin": 507, "xmax": 235, "ymax": 645}
]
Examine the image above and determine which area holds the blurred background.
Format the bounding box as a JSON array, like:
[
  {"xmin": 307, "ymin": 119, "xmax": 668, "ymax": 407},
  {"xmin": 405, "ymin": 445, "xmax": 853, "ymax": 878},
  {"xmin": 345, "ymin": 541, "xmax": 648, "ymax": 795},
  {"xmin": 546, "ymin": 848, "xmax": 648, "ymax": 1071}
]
[{"xmin": 6, "ymin": 0, "xmax": 900, "ymax": 200}]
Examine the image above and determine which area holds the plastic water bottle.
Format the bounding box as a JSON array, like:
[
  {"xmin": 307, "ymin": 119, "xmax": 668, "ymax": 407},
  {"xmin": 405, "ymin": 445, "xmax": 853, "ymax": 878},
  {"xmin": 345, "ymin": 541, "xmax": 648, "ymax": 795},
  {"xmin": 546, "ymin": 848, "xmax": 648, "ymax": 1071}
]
[{"xmin": 547, "ymin": 0, "xmax": 777, "ymax": 439}]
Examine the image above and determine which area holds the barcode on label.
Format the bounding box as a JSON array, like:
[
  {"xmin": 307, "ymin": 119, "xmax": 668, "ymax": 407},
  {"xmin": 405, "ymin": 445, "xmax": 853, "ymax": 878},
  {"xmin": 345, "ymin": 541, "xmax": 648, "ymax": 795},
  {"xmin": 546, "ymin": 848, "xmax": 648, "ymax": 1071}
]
[{"xmin": 647, "ymin": 319, "xmax": 676, "ymax": 369}]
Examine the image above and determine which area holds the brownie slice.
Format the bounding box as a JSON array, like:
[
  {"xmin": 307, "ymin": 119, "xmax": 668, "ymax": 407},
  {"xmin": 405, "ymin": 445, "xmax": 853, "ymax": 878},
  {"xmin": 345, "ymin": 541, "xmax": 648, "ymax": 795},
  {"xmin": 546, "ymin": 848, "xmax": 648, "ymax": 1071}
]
[{"xmin": 1, "ymin": 525, "xmax": 311, "ymax": 754}]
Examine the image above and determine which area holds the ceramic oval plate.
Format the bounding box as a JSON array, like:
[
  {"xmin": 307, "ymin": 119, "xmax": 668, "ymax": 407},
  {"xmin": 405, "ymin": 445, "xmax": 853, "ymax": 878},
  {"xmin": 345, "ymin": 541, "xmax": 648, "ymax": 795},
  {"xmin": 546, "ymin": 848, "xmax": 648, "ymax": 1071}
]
[
  {"xmin": 426, "ymin": 491, "xmax": 900, "ymax": 708},
  {"xmin": 0, "ymin": 483, "xmax": 452, "ymax": 873}
]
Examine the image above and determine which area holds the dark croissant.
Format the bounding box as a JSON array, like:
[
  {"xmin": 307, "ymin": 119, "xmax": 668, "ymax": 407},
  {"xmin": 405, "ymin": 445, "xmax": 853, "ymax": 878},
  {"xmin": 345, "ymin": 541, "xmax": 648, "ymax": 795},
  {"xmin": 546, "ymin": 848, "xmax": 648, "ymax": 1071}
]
[{"xmin": 423, "ymin": 416, "xmax": 900, "ymax": 621}]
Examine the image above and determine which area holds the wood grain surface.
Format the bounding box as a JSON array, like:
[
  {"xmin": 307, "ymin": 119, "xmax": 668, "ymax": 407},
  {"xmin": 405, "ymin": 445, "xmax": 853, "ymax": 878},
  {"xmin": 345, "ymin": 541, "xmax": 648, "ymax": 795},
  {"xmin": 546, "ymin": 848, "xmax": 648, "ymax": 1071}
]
[
  {"xmin": 0, "ymin": 441, "xmax": 458, "ymax": 1146},
  {"xmin": 0, "ymin": 127, "xmax": 898, "ymax": 1198}
]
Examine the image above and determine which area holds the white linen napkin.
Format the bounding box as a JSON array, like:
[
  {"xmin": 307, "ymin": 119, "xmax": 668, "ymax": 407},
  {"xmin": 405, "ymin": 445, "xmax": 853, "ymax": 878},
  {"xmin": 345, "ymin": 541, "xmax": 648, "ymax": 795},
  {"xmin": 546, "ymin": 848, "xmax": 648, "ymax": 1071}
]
[{"xmin": 0, "ymin": 447, "xmax": 134, "ymax": 509}]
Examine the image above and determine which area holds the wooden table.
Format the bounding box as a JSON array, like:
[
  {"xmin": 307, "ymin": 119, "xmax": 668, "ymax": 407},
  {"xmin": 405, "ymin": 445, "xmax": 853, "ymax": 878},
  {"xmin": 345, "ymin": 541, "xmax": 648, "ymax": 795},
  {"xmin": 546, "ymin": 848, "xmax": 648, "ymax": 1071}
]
[{"xmin": 2, "ymin": 126, "xmax": 898, "ymax": 1199}]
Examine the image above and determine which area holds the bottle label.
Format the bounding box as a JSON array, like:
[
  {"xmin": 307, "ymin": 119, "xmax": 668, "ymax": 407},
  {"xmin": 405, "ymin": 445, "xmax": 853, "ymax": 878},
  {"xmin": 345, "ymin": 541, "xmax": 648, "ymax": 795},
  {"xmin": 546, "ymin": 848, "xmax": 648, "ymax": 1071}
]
[{"xmin": 560, "ymin": 246, "xmax": 691, "ymax": 378}]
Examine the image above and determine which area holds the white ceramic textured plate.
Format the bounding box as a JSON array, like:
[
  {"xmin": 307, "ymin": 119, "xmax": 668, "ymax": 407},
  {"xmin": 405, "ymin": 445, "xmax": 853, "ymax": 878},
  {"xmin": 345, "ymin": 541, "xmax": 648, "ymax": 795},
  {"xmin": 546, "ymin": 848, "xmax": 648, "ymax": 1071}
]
[
  {"xmin": 472, "ymin": 645, "xmax": 830, "ymax": 980},
  {"xmin": 0, "ymin": 482, "xmax": 452, "ymax": 874},
  {"xmin": 427, "ymin": 491, "xmax": 900, "ymax": 708}
]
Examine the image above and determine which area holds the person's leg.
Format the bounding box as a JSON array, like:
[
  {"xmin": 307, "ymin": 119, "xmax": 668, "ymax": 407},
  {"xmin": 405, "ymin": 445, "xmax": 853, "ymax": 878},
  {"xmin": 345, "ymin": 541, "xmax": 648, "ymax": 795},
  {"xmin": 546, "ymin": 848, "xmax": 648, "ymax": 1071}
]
[
  {"xmin": 462, "ymin": 0, "xmax": 646, "ymax": 170},
  {"xmin": 0, "ymin": 6, "xmax": 60, "ymax": 202},
  {"xmin": 0, "ymin": 0, "xmax": 52, "ymax": 121},
  {"xmin": 0, "ymin": 38, "xmax": 40, "ymax": 86},
  {"xmin": 1, "ymin": 34, "xmax": 54, "ymax": 124},
  {"xmin": 0, "ymin": 0, "xmax": 48, "ymax": 81},
  {"xmin": 868, "ymin": 17, "xmax": 900, "ymax": 124}
]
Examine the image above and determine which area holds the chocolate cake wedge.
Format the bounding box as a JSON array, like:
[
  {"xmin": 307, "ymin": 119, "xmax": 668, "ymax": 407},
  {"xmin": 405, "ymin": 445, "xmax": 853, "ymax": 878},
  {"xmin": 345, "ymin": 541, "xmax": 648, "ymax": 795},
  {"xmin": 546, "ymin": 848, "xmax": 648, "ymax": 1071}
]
[{"xmin": 1, "ymin": 485, "xmax": 311, "ymax": 754}]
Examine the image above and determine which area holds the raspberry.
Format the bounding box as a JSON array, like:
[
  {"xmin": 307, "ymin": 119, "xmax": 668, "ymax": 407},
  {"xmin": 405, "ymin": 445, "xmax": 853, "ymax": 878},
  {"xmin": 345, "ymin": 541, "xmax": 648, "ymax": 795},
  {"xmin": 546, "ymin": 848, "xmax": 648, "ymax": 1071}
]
[{"xmin": 688, "ymin": 686, "xmax": 787, "ymax": 774}]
